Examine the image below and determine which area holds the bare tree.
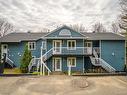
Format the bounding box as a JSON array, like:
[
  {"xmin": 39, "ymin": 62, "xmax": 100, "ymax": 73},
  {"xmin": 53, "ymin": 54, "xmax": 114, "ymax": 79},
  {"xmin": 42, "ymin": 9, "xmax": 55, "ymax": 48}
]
[
  {"xmin": 111, "ymin": 23, "xmax": 119, "ymax": 33},
  {"xmin": 92, "ymin": 22, "xmax": 107, "ymax": 33},
  {"xmin": 70, "ymin": 24, "xmax": 87, "ymax": 32},
  {"xmin": 40, "ymin": 28, "xmax": 50, "ymax": 32},
  {"xmin": 0, "ymin": 17, "xmax": 13, "ymax": 37},
  {"xmin": 119, "ymin": 0, "xmax": 127, "ymax": 30}
]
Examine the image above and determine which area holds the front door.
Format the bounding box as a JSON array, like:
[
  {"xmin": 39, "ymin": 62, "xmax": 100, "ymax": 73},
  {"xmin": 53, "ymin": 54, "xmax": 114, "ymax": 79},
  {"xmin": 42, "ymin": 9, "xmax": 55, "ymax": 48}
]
[
  {"xmin": 85, "ymin": 42, "xmax": 92, "ymax": 54},
  {"xmin": 1, "ymin": 44, "xmax": 8, "ymax": 57},
  {"xmin": 54, "ymin": 58, "xmax": 62, "ymax": 71},
  {"xmin": 53, "ymin": 40, "xmax": 62, "ymax": 54}
]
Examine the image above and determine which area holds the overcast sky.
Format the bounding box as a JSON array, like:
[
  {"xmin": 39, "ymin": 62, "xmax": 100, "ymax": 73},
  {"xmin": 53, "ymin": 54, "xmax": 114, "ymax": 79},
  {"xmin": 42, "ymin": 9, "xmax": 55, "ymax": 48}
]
[{"xmin": 0, "ymin": 0, "xmax": 121, "ymax": 32}]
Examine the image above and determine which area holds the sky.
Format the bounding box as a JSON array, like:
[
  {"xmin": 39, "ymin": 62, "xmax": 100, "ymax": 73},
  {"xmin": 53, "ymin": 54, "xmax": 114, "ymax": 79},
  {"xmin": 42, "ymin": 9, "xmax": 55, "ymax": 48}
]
[{"xmin": 0, "ymin": 0, "xmax": 121, "ymax": 32}]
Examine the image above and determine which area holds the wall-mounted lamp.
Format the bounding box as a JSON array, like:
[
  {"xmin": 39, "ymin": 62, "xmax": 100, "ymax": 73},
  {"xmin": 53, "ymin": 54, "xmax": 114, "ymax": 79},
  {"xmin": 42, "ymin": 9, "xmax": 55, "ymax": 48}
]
[{"xmin": 112, "ymin": 52, "xmax": 115, "ymax": 56}]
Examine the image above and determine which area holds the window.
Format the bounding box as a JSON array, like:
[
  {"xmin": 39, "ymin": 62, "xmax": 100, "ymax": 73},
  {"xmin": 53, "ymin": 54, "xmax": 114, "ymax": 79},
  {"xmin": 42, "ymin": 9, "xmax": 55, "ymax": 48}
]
[
  {"xmin": 67, "ymin": 40, "xmax": 76, "ymax": 50},
  {"xmin": 28, "ymin": 42, "xmax": 36, "ymax": 50},
  {"xmin": 67, "ymin": 57, "xmax": 76, "ymax": 67},
  {"xmin": 85, "ymin": 42, "xmax": 92, "ymax": 47},
  {"xmin": 42, "ymin": 41, "xmax": 46, "ymax": 49}
]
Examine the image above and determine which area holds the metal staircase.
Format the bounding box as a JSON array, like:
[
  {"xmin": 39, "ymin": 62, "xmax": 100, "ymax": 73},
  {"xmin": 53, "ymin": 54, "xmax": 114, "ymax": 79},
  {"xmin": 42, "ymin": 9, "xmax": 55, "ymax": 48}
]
[
  {"xmin": 90, "ymin": 49, "xmax": 116, "ymax": 73},
  {"xmin": 28, "ymin": 48, "xmax": 53, "ymax": 75}
]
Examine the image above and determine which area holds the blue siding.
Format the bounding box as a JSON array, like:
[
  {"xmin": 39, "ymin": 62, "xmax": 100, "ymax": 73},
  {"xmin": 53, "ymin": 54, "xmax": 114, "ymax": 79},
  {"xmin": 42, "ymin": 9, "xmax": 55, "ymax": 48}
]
[
  {"xmin": 62, "ymin": 56, "xmax": 83, "ymax": 72},
  {"xmin": 101, "ymin": 40, "xmax": 125, "ymax": 71},
  {"xmin": 46, "ymin": 56, "xmax": 84, "ymax": 72},
  {"xmin": 4, "ymin": 39, "xmax": 44, "ymax": 67}
]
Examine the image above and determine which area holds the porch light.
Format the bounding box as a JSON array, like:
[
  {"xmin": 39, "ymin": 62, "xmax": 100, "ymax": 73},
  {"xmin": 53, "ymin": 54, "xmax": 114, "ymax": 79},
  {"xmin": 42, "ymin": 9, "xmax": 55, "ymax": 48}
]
[{"xmin": 112, "ymin": 52, "xmax": 115, "ymax": 56}]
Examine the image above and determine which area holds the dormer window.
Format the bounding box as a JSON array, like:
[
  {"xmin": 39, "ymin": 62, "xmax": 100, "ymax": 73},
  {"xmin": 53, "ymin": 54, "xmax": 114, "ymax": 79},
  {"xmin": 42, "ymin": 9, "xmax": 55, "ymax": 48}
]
[{"xmin": 28, "ymin": 42, "xmax": 36, "ymax": 50}]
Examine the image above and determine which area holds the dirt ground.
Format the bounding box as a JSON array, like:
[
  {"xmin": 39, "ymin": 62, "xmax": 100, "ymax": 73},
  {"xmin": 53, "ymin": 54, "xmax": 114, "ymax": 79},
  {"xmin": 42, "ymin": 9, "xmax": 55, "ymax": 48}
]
[{"xmin": 0, "ymin": 75, "xmax": 127, "ymax": 95}]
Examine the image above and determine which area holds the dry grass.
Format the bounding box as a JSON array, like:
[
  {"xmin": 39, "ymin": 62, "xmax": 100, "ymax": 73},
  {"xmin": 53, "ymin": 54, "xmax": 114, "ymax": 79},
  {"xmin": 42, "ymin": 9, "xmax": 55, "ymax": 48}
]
[{"xmin": 4, "ymin": 68, "xmax": 22, "ymax": 74}]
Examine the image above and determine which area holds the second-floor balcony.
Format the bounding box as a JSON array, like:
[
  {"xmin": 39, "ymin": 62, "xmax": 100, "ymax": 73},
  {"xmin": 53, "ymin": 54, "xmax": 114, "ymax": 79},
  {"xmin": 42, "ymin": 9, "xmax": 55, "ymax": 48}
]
[
  {"xmin": 52, "ymin": 47, "xmax": 93, "ymax": 55},
  {"xmin": 42, "ymin": 47, "xmax": 100, "ymax": 61}
]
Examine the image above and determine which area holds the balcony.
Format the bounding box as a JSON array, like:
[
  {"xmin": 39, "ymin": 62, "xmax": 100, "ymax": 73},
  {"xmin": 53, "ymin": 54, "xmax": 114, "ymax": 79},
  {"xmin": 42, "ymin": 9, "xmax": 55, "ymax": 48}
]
[{"xmin": 52, "ymin": 47, "xmax": 93, "ymax": 55}]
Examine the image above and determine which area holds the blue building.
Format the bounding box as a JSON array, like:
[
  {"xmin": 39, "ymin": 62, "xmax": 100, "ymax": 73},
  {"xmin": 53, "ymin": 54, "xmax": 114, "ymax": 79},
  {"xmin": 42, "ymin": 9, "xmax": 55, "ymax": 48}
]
[{"xmin": 0, "ymin": 25, "xmax": 126, "ymax": 74}]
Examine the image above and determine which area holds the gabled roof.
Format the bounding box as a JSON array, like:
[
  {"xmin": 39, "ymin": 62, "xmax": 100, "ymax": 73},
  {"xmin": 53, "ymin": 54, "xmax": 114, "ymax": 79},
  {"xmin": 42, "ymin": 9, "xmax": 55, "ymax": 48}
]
[
  {"xmin": 0, "ymin": 26, "xmax": 125, "ymax": 43},
  {"xmin": 81, "ymin": 32, "xmax": 125, "ymax": 40},
  {"xmin": 44, "ymin": 25, "xmax": 86, "ymax": 38},
  {"xmin": 0, "ymin": 32, "xmax": 47, "ymax": 42}
]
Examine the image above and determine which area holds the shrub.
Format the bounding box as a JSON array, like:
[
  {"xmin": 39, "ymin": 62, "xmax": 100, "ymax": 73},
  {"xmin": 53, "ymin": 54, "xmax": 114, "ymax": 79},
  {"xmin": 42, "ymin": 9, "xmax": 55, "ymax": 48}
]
[{"xmin": 20, "ymin": 44, "xmax": 32, "ymax": 73}]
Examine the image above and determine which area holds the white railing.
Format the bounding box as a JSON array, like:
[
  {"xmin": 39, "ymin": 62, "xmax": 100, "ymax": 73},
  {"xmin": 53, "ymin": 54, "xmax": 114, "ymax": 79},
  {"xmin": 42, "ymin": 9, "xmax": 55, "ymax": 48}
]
[
  {"xmin": 93, "ymin": 47, "xmax": 100, "ymax": 54},
  {"xmin": 52, "ymin": 47, "xmax": 92, "ymax": 55},
  {"xmin": 28, "ymin": 57, "xmax": 51, "ymax": 75},
  {"xmin": 42, "ymin": 48, "xmax": 53, "ymax": 61},
  {"xmin": 93, "ymin": 49, "xmax": 99, "ymax": 58},
  {"xmin": 90, "ymin": 56, "xmax": 116, "ymax": 73},
  {"xmin": 28, "ymin": 58, "xmax": 40, "ymax": 72},
  {"xmin": 6, "ymin": 57, "xmax": 14, "ymax": 67},
  {"xmin": 98, "ymin": 58, "xmax": 116, "ymax": 73}
]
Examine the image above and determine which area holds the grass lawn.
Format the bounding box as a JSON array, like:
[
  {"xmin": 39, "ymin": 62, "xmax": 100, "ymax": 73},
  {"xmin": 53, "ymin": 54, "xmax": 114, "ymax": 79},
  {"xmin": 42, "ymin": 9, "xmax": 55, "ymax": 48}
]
[{"xmin": 4, "ymin": 68, "xmax": 22, "ymax": 74}]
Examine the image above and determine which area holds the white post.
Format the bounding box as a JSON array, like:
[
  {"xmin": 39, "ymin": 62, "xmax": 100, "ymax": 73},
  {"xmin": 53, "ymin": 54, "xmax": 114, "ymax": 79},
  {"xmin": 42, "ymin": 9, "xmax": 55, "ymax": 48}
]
[
  {"xmin": 68, "ymin": 62, "xmax": 71, "ymax": 76},
  {"xmin": 43, "ymin": 62, "xmax": 45, "ymax": 76},
  {"xmin": 40, "ymin": 47, "xmax": 43, "ymax": 75}
]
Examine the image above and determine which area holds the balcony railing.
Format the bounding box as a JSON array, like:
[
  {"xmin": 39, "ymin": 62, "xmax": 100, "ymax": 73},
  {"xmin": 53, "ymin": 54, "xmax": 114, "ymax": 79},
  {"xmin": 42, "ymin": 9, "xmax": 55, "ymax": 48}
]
[{"xmin": 52, "ymin": 47, "xmax": 93, "ymax": 55}]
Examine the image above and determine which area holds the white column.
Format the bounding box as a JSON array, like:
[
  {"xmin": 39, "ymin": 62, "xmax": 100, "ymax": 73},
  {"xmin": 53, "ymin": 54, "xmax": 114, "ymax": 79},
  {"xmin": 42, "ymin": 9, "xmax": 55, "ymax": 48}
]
[
  {"xmin": 68, "ymin": 62, "xmax": 71, "ymax": 76},
  {"xmin": 40, "ymin": 46, "xmax": 43, "ymax": 75}
]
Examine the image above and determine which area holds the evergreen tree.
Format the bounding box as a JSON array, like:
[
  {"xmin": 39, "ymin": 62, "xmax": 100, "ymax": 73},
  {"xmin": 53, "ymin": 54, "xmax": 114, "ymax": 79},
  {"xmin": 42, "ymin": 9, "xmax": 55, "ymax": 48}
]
[{"xmin": 20, "ymin": 44, "xmax": 32, "ymax": 73}]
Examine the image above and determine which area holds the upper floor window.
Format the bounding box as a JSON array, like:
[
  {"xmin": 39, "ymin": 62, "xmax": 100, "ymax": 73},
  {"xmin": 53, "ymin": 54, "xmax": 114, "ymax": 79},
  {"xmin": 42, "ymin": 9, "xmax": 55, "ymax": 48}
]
[
  {"xmin": 28, "ymin": 42, "xmax": 36, "ymax": 50},
  {"xmin": 67, "ymin": 40, "xmax": 76, "ymax": 50},
  {"xmin": 85, "ymin": 42, "xmax": 92, "ymax": 47}
]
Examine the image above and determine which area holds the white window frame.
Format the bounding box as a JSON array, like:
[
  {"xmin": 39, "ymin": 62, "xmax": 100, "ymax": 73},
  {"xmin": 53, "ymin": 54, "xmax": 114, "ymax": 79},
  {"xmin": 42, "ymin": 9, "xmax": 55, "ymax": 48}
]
[
  {"xmin": 42, "ymin": 41, "xmax": 46, "ymax": 50},
  {"xmin": 67, "ymin": 57, "xmax": 76, "ymax": 67},
  {"xmin": 85, "ymin": 42, "xmax": 92, "ymax": 47},
  {"xmin": 67, "ymin": 40, "xmax": 76, "ymax": 50},
  {"xmin": 28, "ymin": 42, "xmax": 36, "ymax": 50}
]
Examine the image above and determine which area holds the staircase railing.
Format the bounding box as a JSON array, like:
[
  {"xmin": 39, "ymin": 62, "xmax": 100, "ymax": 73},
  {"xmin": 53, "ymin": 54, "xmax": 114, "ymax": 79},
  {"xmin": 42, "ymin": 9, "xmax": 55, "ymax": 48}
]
[
  {"xmin": 90, "ymin": 56, "xmax": 116, "ymax": 73},
  {"xmin": 28, "ymin": 48, "xmax": 53, "ymax": 75},
  {"xmin": 90, "ymin": 48, "xmax": 116, "ymax": 73},
  {"xmin": 6, "ymin": 57, "xmax": 14, "ymax": 67},
  {"xmin": 93, "ymin": 49, "xmax": 99, "ymax": 58},
  {"xmin": 28, "ymin": 58, "xmax": 40, "ymax": 72},
  {"xmin": 97, "ymin": 58, "xmax": 116, "ymax": 72},
  {"xmin": 42, "ymin": 48, "xmax": 53, "ymax": 62}
]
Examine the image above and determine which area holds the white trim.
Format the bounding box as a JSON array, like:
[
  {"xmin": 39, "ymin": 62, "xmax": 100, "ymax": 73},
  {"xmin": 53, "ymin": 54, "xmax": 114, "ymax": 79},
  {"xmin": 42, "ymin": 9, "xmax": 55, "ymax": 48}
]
[
  {"xmin": 1, "ymin": 44, "xmax": 8, "ymax": 58},
  {"xmin": 28, "ymin": 42, "xmax": 36, "ymax": 50},
  {"xmin": 125, "ymin": 40, "xmax": 127, "ymax": 66},
  {"xmin": 85, "ymin": 41, "xmax": 92, "ymax": 47},
  {"xmin": 43, "ymin": 25, "xmax": 86, "ymax": 38},
  {"xmin": 83, "ymin": 56, "xmax": 84, "ymax": 73},
  {"xmin": 67, "ymin": 40, "xmax": 76, "ymax": 50},
  {"xmin": 42, "ymin": 40, "xmax": 46, "ymax": 50},
  {"xmin": 53, "ymin": 40, "xmax": 62, "ymax": 54},
  {"xmin": 100, "ymin": 40, "xmax": 101, "ymax": 58},
  {"xmin": 67, "ymin": 57, "xmax": 76, "ymax": 67},
  {"xmin": 54, "ymin": 57, "xmax": 62, "ymax": 71},
  {"xmin": 43, "ymin": 37, "xmax": 86, "ymax": 39}
]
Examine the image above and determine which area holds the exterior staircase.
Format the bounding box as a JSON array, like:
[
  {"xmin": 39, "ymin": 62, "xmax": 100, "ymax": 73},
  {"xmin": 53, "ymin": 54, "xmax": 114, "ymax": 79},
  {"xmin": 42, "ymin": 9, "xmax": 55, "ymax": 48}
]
[
  {"xmin": 5, "ymin": 56, "xmax": 14, "ymax": 68},
  {"xmin": 90, "ymin": 49, "xmax": 116, "ymax": 73},
  {"xmin": 28, "ymin": 48, "xmax": 53, "ymax": 75}
]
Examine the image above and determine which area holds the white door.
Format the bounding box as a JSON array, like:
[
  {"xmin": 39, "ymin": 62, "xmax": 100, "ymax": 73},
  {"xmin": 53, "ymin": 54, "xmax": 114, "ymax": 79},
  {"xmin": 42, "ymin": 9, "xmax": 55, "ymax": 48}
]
[
  {"xmin": 1, "ymin": 44, "xmax": 8, "ymax": 57},
  {"xmin": 54, "ymin": 58, "xmax": 62, "ymax": 71},
  {"xmin": 53, "ymin": 40, "xmax": 62, "ymax": 54},
  {"xmin": 85, "ymin": 42, "xmax": 92, "ymax": 54}
]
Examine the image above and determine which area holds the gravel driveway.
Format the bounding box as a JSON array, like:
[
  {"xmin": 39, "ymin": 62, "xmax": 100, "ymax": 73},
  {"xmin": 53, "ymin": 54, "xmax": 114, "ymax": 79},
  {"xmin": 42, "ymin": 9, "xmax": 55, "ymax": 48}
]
[{"xmin": 0, "ymin": 75, "xmax": 127, "ymax": 95}]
